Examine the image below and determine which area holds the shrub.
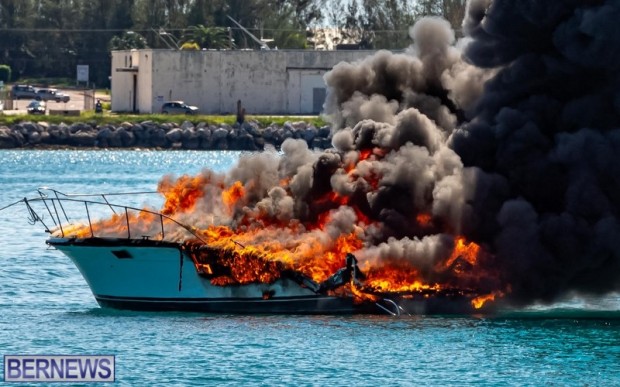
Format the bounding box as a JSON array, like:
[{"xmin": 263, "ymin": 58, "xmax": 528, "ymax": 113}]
[{"xmin": 0, "ymin": 64, "xmax": 11, "ymax": 83}]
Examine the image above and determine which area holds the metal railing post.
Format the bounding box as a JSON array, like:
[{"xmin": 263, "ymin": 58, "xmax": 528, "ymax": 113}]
[
  {"xmin": 53, "ymin": 191, "xmax": 71, "ymax": 224},
  {"xmin": 125, "ymin": 207, "xmax": 131, "ymax": 239},
  {"xmin": 160, "ymin": 214, "xmax": 165, "ymax": 240},
  {"xmin": 85, "ymin": 202, "xmax": 94, "ymax": 237},
  {"xmin": 50, "ymin": 200, "xmax": 64, "ymax": 237},
  {"xmin": 101, "ymin": 194, "xmax": 117, "ymax": 215}
]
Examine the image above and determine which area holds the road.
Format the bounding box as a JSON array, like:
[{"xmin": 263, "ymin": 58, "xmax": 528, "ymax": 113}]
[{"xmin": 1, "ymin": 88, "xmax": 101, "ymax": 115}]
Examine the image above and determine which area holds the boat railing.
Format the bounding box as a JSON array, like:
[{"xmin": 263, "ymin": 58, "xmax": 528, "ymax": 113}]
[{"xmin": 3, "ymin": 187, "xmax": 206, "ymax": 243}]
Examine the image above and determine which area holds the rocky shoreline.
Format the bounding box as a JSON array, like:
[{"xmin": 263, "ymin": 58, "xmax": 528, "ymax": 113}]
[{"xmin": 0, "ymin": 120, "xmax": 333, "ymax": 150}]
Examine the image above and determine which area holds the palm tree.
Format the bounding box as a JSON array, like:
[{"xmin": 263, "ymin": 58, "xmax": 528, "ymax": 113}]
[{"xmin": 184, "ymin": 25, "xmax": 234, "ymax": 49}]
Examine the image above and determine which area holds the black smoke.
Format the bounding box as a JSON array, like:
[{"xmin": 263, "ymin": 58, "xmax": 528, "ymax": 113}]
[
  {"xmin": 453, "ymin": 0, "xmax": 620, "ymax": 303},
  {"xmin": 324, "ymin": 0, "xmax": 620, "ymax": 304}
]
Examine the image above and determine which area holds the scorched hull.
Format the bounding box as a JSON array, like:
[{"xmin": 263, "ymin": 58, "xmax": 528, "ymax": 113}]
[
  {"xmin": 94, "ymin": 295, "xmax": 362, "ymax": 314},
  {"xmin": 46, "ymin": 237, "xmax": 365, "ymax": 314}
]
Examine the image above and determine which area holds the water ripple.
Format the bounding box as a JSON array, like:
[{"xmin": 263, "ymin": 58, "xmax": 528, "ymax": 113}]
[{"xmin": 1, "ymin": 150, "xmax": 619, "ymax": 385}]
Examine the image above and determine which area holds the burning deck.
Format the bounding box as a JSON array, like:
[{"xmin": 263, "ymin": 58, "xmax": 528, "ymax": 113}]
[
  {"xmin": 44, "ymin": 234, "xmax": 488, "ymax": 315},
  {"xmin": 4, "ymin": 186, "xmax": 502, "ymax": 315},
  {"xmin": 182, "ymin": 240, "xmax": 496, "ymax": 314}
]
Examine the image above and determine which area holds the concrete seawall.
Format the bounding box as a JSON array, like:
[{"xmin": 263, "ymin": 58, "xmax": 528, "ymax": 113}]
[{"xmin": 0, "ymin": 120, "xmax": 333, "ymax": 150}]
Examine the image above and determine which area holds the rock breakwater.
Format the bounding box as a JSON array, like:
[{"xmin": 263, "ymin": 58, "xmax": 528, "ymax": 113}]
[{"xmin": 0, "ymin": 120, "xmax": 333, "ymax": 150}]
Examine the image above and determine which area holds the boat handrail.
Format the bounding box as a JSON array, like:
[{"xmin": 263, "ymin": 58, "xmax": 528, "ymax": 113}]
[
  {"xmin": 36, "ymin": 187, "xmax": 160, "ymax": 217},
  {"xmin": 37, "ymin": 187, "xmax": 159, "ymax": 198},
  {"xmin": 3, "ymin": 188, "xmax": 206, "ymax": 244}
]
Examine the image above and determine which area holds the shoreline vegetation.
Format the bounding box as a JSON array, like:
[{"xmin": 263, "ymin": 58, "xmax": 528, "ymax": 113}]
[{"xmin": 0, "ymin": 114, "xmax": 332, "ymax": 151}]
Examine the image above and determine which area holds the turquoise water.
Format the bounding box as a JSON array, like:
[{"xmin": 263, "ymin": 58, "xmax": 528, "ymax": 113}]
[{"xmin": 1, "ymin": 149, "xmax": 619, "ymax": 385}]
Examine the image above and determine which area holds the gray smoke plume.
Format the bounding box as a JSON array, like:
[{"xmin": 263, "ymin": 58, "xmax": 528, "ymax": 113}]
[
  {"xmin": 321, "ymin": 0, "xmax": 620, "ymax": 304},
  {"xmin": 145, "ymin": 0, "xmax": 620, "ymax": 307}
]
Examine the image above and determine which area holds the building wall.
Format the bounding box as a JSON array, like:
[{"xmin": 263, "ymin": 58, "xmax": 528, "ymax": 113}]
[
  {"xmin": 111, "ymin": 49, "xmax": 374, "ymax": 114},
  {"xmin": 111, "ymin": 50, "xmax": 152, "ymax": 113},
  {"xmin": 137, "ymin": 51, "xmax": 153, "ymax": 113},
  {"xmin": 110, "ymin": 51, "xmax": 133, "ymax": 112}
]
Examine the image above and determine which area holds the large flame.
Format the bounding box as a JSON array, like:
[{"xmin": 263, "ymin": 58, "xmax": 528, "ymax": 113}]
[
  {"xmin": 222, "ymin": 181, "xmax": 245, "ymax": 212},
  {"xmin": 42, "ymin": 0, "xmax": 620, "ymax": 313},
  {"xmin": 159, "ymin": 174, "xmax": 213, "ymax": 215},
  {"xmin": 56, "ymin": 145, "xmax": 503, "ymax": 311}
]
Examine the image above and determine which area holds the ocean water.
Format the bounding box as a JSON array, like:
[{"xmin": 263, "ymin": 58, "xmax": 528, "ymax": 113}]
[{"xmin": 1, "ymin": 149, "xmax": 619, "ymax": 386}]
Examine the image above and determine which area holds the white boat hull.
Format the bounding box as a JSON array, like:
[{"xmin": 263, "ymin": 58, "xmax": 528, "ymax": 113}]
[
  {"xmin": 47, "ymin": 237, "xmax": 360, "ymax": 314},
  {"xmin": 20, "ymin": 189, "xmax": 480, "ymax": 315}
]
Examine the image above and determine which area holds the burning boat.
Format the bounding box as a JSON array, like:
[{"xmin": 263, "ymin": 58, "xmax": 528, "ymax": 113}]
[
  {"xmin": 6, "ymin": 187, "xmax": 494, "ymax": 315},
  {"xmin": 3, "ymin": 4, "xmax": 618, "ymax": 315}
]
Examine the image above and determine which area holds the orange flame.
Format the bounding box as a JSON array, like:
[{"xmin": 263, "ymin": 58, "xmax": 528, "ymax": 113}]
[
  {"xmin": 158, "ymin": 174, "xmax": 210, "ymax": 215},
  {"xmin": 360, "ymin": 262, "xmax": 444, "ymax": 295},
  {"xmin": 443, "ymin": 236, "xmax": 480, "ymax": 271},
  {"xmin": 56, "ymin": 148, "xmax": 506, "ymax": 310},
  {"xmin": 471, "ymin": 292, "xmax": 503, "ymax": 309},
  {"xmin": 359, "ymin": 149, "xmax": 373, "ymax": 161},
  {"xmin": 416, "ymin": 213, "xmax": 432, "ymax": 227},
  {"xmin": 196, "ymin": 224, "xmax": 364, "ymax": 284},
  {"xmin": 222, "ymin": 181, "xmax": 245, "ymax": 211}
]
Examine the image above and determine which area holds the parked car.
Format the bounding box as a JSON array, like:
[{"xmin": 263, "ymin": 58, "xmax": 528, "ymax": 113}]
[
  {"xmin": 36, "ymin": 88, "xmax": 70, "ymax": 103},
  {"xmin": 161, "ymin": 101, "xmax": 199, "ymax": 115},
  {"xmin": 12, "ymin": 84, "xmax": 38, "ymax": 99},
  {"xmin": 27, "ymin": 100, "xmax": 46, "ymax": 115}
]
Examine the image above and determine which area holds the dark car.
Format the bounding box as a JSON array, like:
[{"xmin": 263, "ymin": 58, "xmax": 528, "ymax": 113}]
[
  {"xmin": 36, "ymin": 88, "xmax": 70, "ymax": 103},
  {"xmin": 27, "ymin": 100, "xmax": 46, "ymax": 115},
  {"xmin": 161, "ymin": 101, "xmax": 199, "ymax": 115},
  {"xmin": 12, "ymin": 85, "xmax": 38, "ymax": 99}
]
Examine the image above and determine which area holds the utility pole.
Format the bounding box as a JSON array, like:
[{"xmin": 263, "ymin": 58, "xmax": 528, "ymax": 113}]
[{"xmin": 226, "ymin": 15, "xmax": 270, "ymax": 50}]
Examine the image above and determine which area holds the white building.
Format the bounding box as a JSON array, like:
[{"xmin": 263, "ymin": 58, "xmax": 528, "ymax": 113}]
[{"xmin": 110, "ymin": 49, "xmax": 374, "ymax": 115}]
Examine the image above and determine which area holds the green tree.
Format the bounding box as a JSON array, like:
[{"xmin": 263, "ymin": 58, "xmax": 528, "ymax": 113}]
[
  {"xmin": 210, "ymin": 0, "xmax": 323, "ymax": 49},
  {"xmin": 74, "ymin": 0, "xmax": 140, "ymax": 85},
  {"xmin": 184, "ymin": 25, "xmax": 233, "ymax": 49},
  {"xmin": 0, "ymin": 64, "xmax": 11, "ymax": 82},
  {"xmin": 29, "ymin": 0, "xmax": 81, "ymax": 78},
  {"xmin": 109, "ymin": 32, "xmax": 148, "ymax": 50},
  {"xmin": 187, "ymin": 0, "xmax": 225, "ymax": 26},
  {"xmin": 441, "ymin": 0, "xmax": 467, "ymax": 35},
  {"xmin": 325, "ymin": 0, "xmax": 463, "ymax": 49},
  {"xmin": 0, "ymin": 0, "xmax": 36, "ymax": 78},
  {"xmin": 132, "ymin": 0, "xmax": 169, "ymax": 47},
  {"xmin": 258, "ymin": 4, "xmax": 308, "ymax": 49},
  {"xmin": 0, "ymin": 0, "xmax": 338, "ymax": 86},
  {"xmin": 415, "ymin": 0, "xmax": 466, "ymax": 34}
]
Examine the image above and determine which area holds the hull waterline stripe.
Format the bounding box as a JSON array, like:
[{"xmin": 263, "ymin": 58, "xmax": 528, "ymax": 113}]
[{"xmin": 95, "ymin": 294, "xmax": 342, "ymax": 303}]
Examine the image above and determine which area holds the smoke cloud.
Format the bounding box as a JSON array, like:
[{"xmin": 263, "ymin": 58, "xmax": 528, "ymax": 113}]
[
  {"xmin": 452, "ymin": 0, "xmax": 620, "ymax": 303},
  {"xmin": 320, "ymin": 0, "xmax": 620, "ymax": 304},
  {"xmin": 109, "ymin": 0, "xmax": 620, "ymax": 307}
]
